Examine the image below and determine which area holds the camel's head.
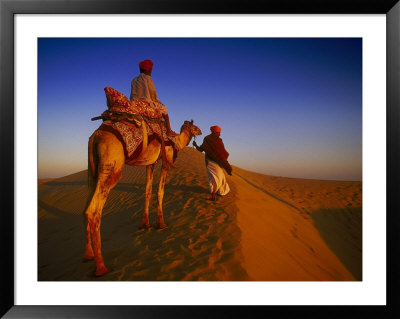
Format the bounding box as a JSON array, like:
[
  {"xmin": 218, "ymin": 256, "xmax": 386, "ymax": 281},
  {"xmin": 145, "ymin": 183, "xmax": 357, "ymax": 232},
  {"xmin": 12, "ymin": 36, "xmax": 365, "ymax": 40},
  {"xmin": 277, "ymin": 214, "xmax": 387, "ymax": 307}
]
[{"xmin": 181, "ymin": 119, "xmax": 202, "ymax": 137}]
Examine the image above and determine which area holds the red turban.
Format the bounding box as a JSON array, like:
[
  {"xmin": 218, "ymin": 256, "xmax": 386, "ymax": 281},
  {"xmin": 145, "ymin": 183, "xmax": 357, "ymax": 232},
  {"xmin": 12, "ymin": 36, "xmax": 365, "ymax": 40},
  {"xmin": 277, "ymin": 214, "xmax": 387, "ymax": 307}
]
[
  {"xmin": 139, "ymin": 59, "xmax": 153, "ymax": 71},
  {"xmin": 210, "ymin": 125, "xmax": 221, "ymax": 133}
]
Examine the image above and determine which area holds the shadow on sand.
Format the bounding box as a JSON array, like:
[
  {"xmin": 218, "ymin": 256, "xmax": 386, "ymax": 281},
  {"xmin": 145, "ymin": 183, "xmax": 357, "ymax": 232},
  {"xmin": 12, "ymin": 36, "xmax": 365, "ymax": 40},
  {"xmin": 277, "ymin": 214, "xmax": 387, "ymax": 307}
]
[{"xmin": 310, "ymin": 207, "xmax": 362, "ymax": 280}]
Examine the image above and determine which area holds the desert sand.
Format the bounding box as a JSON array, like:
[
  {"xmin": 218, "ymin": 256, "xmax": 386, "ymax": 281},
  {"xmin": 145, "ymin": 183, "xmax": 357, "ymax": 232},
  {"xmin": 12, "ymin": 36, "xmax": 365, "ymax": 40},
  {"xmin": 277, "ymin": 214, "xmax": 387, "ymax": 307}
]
[{"xmin": 38, "ymin": 147, "xmax": 361, "ymax": 281}]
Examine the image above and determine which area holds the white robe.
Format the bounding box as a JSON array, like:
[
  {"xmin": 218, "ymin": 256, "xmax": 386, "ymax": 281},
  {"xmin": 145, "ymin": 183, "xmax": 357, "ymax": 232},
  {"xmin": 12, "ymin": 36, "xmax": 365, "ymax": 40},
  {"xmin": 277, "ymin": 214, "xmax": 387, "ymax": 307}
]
[
  {"xmin": 130, "ymin": 73, "xmax": 168, "ymax": 114},
  {"xmin": 206, "ymin": 158, "xmax": 230, "ymax": 196}
]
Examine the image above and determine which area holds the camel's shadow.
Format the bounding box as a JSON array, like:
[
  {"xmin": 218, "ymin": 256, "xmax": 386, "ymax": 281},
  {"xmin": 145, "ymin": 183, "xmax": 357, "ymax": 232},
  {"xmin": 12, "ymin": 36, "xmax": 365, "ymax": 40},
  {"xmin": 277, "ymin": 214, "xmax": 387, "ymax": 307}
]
[{"xmin": 38, "ymin": 178, "xmax": 241, "ymax": 281}]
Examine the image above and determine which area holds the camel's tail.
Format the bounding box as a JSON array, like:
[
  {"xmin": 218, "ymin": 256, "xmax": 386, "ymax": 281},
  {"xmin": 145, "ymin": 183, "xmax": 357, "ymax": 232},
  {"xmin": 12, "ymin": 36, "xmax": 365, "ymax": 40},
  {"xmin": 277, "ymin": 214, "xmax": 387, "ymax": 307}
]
[
  {"xmin": 82, "ymin": 132, "xmax": 99, "ymax": 214},
  {"xmin": 87, "ymin": 132, "xmax": 99, "ymax": 184}
]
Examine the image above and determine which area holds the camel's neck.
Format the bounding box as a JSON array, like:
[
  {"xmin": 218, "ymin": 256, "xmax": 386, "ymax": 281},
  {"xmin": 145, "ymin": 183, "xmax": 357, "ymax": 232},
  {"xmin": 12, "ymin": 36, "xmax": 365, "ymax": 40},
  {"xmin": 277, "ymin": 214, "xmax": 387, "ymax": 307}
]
[{"xmin": 175, "ymin": 128, "xmax": 192, "ymax": 150}]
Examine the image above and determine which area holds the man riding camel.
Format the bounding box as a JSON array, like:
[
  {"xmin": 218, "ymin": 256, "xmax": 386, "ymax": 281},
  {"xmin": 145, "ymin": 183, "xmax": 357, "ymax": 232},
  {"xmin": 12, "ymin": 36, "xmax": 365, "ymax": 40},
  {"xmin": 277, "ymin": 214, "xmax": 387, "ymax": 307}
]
[
  {"xmin": 193, "ymin": 125, "xmax": 233, "ymax": 201},
  {"xmin": 130, "ymin": 59, "xmax": 177, "ymax": 136}
]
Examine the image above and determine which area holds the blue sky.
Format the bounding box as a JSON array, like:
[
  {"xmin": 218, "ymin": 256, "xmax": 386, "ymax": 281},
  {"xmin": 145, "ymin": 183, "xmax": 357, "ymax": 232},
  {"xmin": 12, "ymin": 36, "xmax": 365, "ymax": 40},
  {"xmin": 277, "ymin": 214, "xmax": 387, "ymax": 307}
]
[{"xmin": 38, "ymin": 38, "xmax": 362, "ymax": 181}]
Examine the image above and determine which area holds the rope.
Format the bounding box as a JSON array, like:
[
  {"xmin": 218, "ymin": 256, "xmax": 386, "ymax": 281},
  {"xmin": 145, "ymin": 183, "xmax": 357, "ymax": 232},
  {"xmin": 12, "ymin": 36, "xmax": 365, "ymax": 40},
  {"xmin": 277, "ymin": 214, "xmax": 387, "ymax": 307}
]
[{"xmin": 192, "ymin": 135, "xmax": 197, "ymax": 153}]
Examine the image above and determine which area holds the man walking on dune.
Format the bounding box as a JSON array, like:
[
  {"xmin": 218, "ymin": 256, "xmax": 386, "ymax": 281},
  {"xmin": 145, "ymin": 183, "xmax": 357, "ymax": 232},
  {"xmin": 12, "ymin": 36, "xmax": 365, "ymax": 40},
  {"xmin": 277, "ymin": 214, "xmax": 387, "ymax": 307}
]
[{"xmin": 193, "ymin": 125, "xmax": 232, "ymax": 201}]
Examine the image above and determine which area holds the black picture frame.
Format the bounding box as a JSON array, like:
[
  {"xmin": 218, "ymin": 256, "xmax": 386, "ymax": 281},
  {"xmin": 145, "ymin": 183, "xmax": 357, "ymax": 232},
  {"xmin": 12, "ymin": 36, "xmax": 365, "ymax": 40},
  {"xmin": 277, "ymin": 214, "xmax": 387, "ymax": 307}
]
[{"xmin": 1, "ymin": 0, "xmax": 399, "ymax": 318}]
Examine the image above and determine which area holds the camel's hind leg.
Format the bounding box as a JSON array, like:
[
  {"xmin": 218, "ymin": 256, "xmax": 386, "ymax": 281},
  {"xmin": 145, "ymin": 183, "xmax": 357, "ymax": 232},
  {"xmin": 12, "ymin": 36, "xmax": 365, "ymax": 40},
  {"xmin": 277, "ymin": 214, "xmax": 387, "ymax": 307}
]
[
  {"xmin": 140, "ymin": 164, "xmax": 155, "ymax": 229},
  {"xmin": 83, "ymin": 134, "xmax": 98, "ymax": 261},
  {"xmin": 156, "ymin": 167, "xmax": 168, "ymax": 229},
  {"xmin": 83, "ymin": 168, "xmax": 96, "ymax": 261},
  {"xmin": 84, "ymin": 132, "xmax": 124, "ymax": 276}
]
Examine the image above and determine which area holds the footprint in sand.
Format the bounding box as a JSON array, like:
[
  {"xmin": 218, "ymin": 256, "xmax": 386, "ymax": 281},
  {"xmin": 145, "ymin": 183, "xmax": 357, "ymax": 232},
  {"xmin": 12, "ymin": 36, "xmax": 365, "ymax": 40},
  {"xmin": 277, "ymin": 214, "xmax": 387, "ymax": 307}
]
[
  {"xmin": 182, "ymin": 197, "xmax": 195, "ymax": 210},
  {"xmin": 215, "ymin": 252, "xmax": 234, "ymax": 264},
  {"xmin": 216, "ymin": 212, "xmax": 229, "ymax": 224}
]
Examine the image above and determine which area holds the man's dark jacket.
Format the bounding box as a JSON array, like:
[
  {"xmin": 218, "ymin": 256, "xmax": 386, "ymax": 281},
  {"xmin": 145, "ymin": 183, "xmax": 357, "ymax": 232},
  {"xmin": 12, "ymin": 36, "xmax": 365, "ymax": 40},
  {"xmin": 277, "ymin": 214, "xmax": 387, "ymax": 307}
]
[{"xmin": 199, "ymin": 133, "xmax": 232, "ymax": 175}]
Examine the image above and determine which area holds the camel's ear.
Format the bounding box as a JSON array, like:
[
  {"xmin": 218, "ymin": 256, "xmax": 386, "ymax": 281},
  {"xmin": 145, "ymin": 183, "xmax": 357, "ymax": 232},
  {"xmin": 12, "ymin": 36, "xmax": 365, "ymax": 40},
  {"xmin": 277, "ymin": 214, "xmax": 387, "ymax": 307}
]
[{"xmin": 190, "ymin": 119, "xmax": 193, "ymax": 124}]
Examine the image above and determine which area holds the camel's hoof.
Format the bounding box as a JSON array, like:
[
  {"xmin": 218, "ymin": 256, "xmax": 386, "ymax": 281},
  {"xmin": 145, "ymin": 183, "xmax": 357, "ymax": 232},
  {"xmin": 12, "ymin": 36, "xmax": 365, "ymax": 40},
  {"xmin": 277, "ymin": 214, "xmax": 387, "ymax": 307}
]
[
  {"xmin": 139, "ymin": 225, "xmax": 151, "ymax": 230},
  {"xmin": 139, "ymin": 223, "xmax": 151, "ymax": 230},
  {"xmin": 95, "ymin": 266, "xmax": 111, "ymax": 277},
  {"xmin": 83, "ymin": 255, "xmax": 94, "ymax": 262},
  {"xmin": 156, "ymin": 223, "xmax": 167, "ymax": 230}
]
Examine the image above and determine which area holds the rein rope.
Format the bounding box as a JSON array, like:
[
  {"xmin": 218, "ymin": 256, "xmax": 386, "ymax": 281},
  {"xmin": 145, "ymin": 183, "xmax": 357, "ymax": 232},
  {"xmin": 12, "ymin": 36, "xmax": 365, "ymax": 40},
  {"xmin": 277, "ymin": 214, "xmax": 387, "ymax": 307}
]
[{"xmin": 192, "ymin": 134, "xmax": 197, "ymax": 152}]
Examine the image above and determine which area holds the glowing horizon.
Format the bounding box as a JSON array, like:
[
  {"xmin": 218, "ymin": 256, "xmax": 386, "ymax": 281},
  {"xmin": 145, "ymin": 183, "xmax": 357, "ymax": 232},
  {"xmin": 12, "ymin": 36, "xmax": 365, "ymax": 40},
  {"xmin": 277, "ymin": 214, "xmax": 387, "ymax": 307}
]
[{"xmin": 38, "ymin": 38, "xmax": 362, "ymax": 181}]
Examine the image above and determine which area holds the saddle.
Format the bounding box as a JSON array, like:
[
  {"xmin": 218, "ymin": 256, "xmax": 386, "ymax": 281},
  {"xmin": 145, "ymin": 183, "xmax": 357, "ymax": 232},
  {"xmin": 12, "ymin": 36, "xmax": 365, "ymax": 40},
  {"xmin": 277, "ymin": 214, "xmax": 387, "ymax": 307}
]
[
  {"xmin": 92, "ymin": 87, "xmax": 177, "ymax": 168},
  {"xmin": 104, "ymin": 86, "xmax": 164, "ymax": 119}
]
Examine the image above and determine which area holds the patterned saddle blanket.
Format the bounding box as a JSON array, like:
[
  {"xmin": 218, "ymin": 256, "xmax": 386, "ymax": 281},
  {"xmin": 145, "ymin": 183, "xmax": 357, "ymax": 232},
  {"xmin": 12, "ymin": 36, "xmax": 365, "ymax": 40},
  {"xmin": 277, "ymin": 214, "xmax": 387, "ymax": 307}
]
[
  {"xmin": 95, "ymin": 86, "xmax": 177, "ymax": 165},
  {"xmin": 104, "ymin": 86, "xmax": 165, "ymax": 118},
  {"xmin": 99, "ymin": 119, "xmax": 177, "ymax": 165}
]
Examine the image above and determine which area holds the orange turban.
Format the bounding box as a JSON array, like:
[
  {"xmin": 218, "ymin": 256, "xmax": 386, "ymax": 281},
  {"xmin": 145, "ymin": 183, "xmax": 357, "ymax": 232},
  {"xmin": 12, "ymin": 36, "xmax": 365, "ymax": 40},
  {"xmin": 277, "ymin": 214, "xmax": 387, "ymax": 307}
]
[
  {"xmin": 210, "ymin": 125, "xmax": 221, "ymax": 133},
  {"xmin": 139, "ymin": 59, "xmax": 153, "ymax": 71}
]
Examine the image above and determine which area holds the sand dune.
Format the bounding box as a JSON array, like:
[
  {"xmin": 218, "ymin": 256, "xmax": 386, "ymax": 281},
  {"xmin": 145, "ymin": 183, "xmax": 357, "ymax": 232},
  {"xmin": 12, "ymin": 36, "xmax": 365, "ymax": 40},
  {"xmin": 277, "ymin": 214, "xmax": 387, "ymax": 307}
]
[{"xmin": 38, "ymin": 147, "xmax": 361, "ymax": 281}]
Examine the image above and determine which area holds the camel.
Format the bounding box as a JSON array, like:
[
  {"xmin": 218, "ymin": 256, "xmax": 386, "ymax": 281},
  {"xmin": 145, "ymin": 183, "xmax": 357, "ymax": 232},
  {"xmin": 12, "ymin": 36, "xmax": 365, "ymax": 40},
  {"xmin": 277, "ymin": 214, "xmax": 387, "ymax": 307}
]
[{"xmin": 83, "ymin": 119, "xmax": 202, "ymax": 276}]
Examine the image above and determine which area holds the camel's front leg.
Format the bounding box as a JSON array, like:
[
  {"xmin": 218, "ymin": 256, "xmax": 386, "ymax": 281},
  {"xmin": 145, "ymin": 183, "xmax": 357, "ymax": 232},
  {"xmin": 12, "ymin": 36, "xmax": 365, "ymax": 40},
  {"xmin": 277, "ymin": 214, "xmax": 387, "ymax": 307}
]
[
  {"xmin": 140, "ymin": 164, "xmax": 154, "ymax": 229},
  {"xmin": 156, "ymin": 167, "xmax": 168, "ymax": 229}
]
